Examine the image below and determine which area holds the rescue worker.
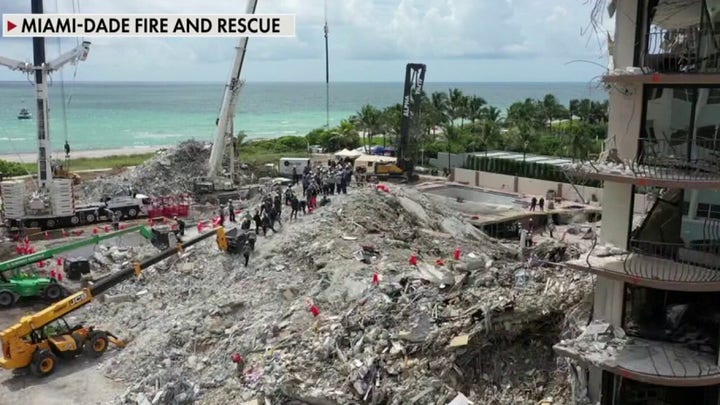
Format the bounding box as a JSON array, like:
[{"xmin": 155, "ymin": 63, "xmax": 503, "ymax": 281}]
[
  {"xmin": 253, "ymin": 211, "xmax": 263, "ymax": 235},
  {"xmin": 334, "ymin": 169, "xmax": 342, "ymax": 195},
  {"xmin": 174, "ymin": 216, "xmax": 185, "ymax": 236},
  {"xmin": 228, "ymin": 200, "xmax": 236, "ymax": 222},
  {"xmin": 538, "ymin": 197, "xmax": 545, "ymax": 211},
  {"xmin": 241, "ymin": 215, "xmax": 252, "ymax": 230},
  {"xmin": 530, "ymin": 197, "xmax": 537, "ymax": 212},
  {"xmin": 292, "ymin": 166, "xmax": 298, "ymax": 186},
  {"xmin": 64, "ymin": 140, "xmax": 71, "ymax": 157},
  {"xmin": 111, "ymin": 211, "xmax": 120, "ymax": 231},
  {"xmin": 261, "ymin": 211, "xmax": 276, "ymax": 236},
  {"xmin": 218, "ymin": 205, "xmax": 225, "ymax": 225},
  {"xmin": 290, "ymin": 195, "xmax": 300, "ymax": 220}
]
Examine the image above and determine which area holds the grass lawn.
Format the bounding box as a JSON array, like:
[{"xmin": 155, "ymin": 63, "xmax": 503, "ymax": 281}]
[
  {"xmin": 19, "ymin": 153, "xmax": 156, "ymax": 173},
  {"xmin": 12, "ymin": 149, "xmax": 310, "ymax": 174}
]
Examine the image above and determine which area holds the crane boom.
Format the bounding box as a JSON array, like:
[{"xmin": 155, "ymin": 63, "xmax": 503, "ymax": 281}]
[
  {"xmin": 397, "ymin": 63, "xmax": 426, "ymax": 176},
  {"xmin": 208, "ymin": 0, "xmax": 259, "ymax": 178}
]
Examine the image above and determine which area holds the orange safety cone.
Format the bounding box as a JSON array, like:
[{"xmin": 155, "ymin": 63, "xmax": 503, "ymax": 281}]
[
  {"xmin": 57, "ymin": 272, "xmax": 63, "ymax": 281},
  {"xmin": 38, "ymin": 260, "xmax": 45, "ymax": 268},
  {"xmin": 309, "ymin": 304, "xmax": 320, "ymax": 317},
  {"xmin": 16, "ymin": 244, "xmax": 23, "ymax": 254},
  {"xmin": 50, "ymin": 269, "xmax": 56, "ymax": 279},
  {"xmin": 454, "ymin": 247, "xmax": 461, "ymax": 261},
  {"xmin": 372, "ymin": 273, "xmax": 380, "ymax": 286},
  {"xmin": 120, "ymin": 223, "xmax": 126, "ymax": 230},
  {"xmin": 104, "ymin": 225, "xmax": 110, "ymax": 232},
  {"xmin": 56, "ymin": 257, "xmax": 63, "ymax": 266},
  {"xmin": 93, "ymin": 227, "xmax": 99, "ymax": 235}
]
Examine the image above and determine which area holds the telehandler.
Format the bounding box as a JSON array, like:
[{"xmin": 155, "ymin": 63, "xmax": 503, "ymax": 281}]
[{"xmin": 0, "ymin": 227, "xmax": 231, "ymax": 376}]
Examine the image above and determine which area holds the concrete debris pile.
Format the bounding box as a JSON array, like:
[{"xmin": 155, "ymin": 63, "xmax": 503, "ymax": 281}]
[
  {"xmin": 79, "ymin": 140, "xmax": 211, "ymax": 201},
  {"xmin": 554, "ymin": 321, "xmax": 627, "ymax": 368},
  {"xmin": 74, "ymin": 185, "xmax": 593, "ymax": 405}
]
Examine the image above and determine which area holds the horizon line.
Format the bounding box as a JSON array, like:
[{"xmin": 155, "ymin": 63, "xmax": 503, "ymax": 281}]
[{"xmin": 0, "ymin": 79, "xmax": 598, "ymax": 84}]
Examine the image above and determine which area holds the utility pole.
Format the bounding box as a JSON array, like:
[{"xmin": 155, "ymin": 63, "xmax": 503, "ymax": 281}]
[{"xmin": 324, "ymin": 0, "xmax": 330, "ymax": 128}]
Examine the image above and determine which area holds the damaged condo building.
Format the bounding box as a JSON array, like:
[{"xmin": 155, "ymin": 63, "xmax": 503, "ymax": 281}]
[{"xmin": 555, "ymin": 0, "xmax": 720, "ymax": 403}]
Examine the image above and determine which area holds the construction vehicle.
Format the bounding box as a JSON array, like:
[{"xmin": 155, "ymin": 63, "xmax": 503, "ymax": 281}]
[
  {"xmin": 192, "ymin": 0, "xmax": 259, "ymax": 204},
  {"xmin": 0, "ymin": 225, "xmax": 154, "ymax": 307},
  {"xmin": 374, "ymin": 63, "xmax": 426, "ymax": 183},
  {"xmin": 0, "ymin": 227, "xmax": 231, "ymax": 377},
  {"xmin": 0, "ymin": 0, "xmax": 149, "ymax": 232}
]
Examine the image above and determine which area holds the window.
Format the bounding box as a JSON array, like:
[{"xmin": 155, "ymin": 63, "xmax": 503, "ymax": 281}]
[
  {"xmin": 673, "ymin": 87, "xmax": 694, "ymax": 101},
  {"xmin": 623, "ymin": 285, "xmax": 720, "ymax": 356},
  {"xmin": 708, "ymin": 88, "xmax": 720, "ymax": 104},
  {"xmin": 698, "ymin": 203, "xmax": 710, "ymax": 218},
  {"xmin": 642, "ymin": 85, "xmax": 720, "ymax": 164}
]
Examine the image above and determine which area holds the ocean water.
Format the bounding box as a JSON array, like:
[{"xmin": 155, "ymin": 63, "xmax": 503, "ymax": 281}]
[{"xmin": 0, "ymin": 81, "xmax": 607, "ymax": 154}]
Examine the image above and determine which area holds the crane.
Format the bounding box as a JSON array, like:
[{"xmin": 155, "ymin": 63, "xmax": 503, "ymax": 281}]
[
  {"xmin": 0, "ymin": 1, "xmax": 151, "ymax": 232},
  {"xmin": 0, "ymin": 227, "xmax": 232, "ymax": 376},
  {"xmin": 0, "ymin": 0, "xmax": 90, "ymax": 196},
  {"xmin": 193, "ymin": 0, "xmax": 259, "ymax": 204},
  {"xmin": 374, "ymin": 63, "xmax": 426, "ymax": 182}
]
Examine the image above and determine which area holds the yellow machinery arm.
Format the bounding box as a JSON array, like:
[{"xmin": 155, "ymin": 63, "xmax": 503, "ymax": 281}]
[{"xmin": 0, "ymin": 227, "xmax": 228, "ymax": 371}]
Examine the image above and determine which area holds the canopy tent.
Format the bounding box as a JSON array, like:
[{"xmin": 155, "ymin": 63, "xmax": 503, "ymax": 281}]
[{"xmin": 334, "ymin": 148, "xmax": 363, "ymax": 159}]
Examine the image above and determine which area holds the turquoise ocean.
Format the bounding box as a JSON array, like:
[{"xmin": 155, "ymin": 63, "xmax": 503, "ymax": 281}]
[{"xmin": 0, "ymin": 81, "xmax": 606, "ymax": 155}]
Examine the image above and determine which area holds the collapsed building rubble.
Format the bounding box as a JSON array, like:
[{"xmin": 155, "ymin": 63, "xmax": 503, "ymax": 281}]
[
  {"xmin": 79, "ymin": 140, "xmax": 212, "ymax": 201},
  {"xmin": 67, "ymin": 184, "xmax": 595, "ymax": 405}
]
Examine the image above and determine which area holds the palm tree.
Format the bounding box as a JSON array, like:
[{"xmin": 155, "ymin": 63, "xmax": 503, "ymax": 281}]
[
  {"xmin": 353, "ymin": 104, "xmax": 382, "ymax": 152},
  {"xmin": 485, "ymin": 105, "xmax": 503, "ymax": 124},
  {"xmin": 475, "ymin": 119, "xmax": 500, "ymax": 156},
  {"xmin": 542, "ymin": 93, "xmax": 568, "ymax": 127},
  {"xmin": 563, "ymin": 122, "xmax": 592, "ymax": 161},
  {"xmin": 466, "ymin": 96, "xmax": 487, "ymax": 127},
  {"xmin": 380, "ymin": 104, "xmax": 403, "ymax": 147},
  {"xmin": 447, "ymin": 88, "xmax": 465, "ymax": 128},
  {"xmin": 429, "ymin": 91, "xmax": 449, "ymax": 134},
  {"xmin": 327, "ymin": 119, "xmax": 360, "ymax": 151},
  {"xmin": 512, "ymin": 120, "xmax": 537, "ymax": 162}
]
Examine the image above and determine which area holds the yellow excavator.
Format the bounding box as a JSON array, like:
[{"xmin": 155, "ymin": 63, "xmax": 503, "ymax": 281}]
[{"xmin": 0, "ymin": 227, "xmax": 231, "ymax": 377}]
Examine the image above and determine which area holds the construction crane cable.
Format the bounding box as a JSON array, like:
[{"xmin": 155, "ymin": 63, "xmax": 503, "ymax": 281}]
[{"xmin": 324, "ymin": 0, "xmax": 329, "ymax": 128}]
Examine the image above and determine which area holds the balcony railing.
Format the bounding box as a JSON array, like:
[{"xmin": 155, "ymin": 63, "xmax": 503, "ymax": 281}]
[
  {"xmin": 562, "ymin": 138, "xmax": 720, "ymax": 187},
  {"xmin": 624, "ymin": 239, "xmax": 720, "ymax": 282},
  {"xmin": 641, "ymin": 25, "xmax": 720, "ymax": 74}
]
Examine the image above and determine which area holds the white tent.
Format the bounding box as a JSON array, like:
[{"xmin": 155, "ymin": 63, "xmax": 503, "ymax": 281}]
[{"xmin": 335, "ymin": 148, "xmax": 363, "ymax": 159}]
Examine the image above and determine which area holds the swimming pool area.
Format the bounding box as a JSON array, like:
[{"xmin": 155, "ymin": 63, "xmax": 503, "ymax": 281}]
[{"xmin": 422, "ymin": 184, "xmax": 521, "ymax": 206}]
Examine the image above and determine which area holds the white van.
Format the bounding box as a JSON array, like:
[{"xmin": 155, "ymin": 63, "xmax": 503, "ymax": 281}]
[{"xmin": 279, "ymin": 157, "xmax": 311, "ymax": 177}]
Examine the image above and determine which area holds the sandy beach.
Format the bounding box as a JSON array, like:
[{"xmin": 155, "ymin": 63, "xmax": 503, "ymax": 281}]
[{"xmin": 0, "ymin": 146, "xmax": 164, "ymax": 163}]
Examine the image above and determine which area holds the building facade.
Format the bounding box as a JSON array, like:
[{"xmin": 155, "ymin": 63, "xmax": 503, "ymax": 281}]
[{"xmin": 555, "ymin": 0, "xmax": 720, "ymax": 403}]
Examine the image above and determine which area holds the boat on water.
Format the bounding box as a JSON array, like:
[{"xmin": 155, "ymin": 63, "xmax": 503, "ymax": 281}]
[{"xmin": 17, "ymin": 108, "xmax": 31, "ymax": 120}]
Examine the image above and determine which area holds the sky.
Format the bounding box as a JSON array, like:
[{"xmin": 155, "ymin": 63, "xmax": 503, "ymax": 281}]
[{"xmin": 0, "ymin": 0, "xmax": 615, "ymax": 82}]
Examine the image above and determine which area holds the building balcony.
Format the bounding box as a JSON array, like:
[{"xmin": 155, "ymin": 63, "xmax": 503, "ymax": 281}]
[
  {"xmin": 555, "ymin": 321, "xmax": 720, "ymax": 386},
  {"xmin": 562, "ymin": 137, "xmax": 720, "ymax": 189},
  {"xmin": 604, "ymin": 24, "xmax": 720, "ymax": 85},
  {"xmin": 565, "ymin": 239, "xmax": 720, "ymax": 292},
  {"xmin": 562, "ymin": 158, "xmax": 720, "ymax": 189}
]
